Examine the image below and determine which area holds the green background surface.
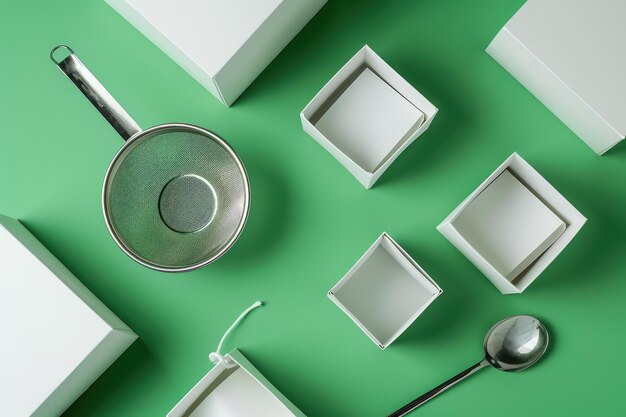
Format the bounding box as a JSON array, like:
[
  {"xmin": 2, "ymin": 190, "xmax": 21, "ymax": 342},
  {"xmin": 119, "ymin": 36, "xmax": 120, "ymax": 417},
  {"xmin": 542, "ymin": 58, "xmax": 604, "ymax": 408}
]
[{"xmin": 2, "ymin": 0, "xmax": 625, "ymax": 416}]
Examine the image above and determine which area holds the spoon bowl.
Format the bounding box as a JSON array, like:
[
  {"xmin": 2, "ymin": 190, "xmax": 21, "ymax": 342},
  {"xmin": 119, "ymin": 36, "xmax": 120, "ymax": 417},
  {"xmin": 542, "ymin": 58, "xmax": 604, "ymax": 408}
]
[{"xmin": 484, "ymin": 315, "xmax": 549, "ymax": 372}]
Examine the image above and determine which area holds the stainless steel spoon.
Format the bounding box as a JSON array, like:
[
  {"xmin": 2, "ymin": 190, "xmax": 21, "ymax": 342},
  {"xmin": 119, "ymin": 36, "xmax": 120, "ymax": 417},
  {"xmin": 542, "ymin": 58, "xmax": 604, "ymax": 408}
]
[{"xmin": 388, "ymin": 315, "xmax": 549, "ymax": 417}]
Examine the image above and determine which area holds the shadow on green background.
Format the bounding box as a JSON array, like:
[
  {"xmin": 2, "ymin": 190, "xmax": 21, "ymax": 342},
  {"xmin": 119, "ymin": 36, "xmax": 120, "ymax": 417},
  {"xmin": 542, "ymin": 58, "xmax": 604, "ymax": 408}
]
[{"xmin": 2, "ymin": 0, "xmax": 625, "ymax": 416}]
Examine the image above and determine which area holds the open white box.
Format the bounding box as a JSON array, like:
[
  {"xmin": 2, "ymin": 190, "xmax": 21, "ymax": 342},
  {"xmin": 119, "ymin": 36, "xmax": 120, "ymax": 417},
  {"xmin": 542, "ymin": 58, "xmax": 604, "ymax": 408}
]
[
  {"xmin": 301, "ymin": 45, "xmax": 438, "ymax": 189},
  {"xmin": 487, "ymin": 0, "xmax": 626, "ymax": 154},
  {"xmin": 437, "ymin": 153, "xmax": 586, "ymax": 294},
  {"xmin": 328, "ymin": 233, "xmax": 442, "ymax": 349},
  {"xmin": 168, "ymin": 349, "xmax": 306, "ymax": 417},
  {"xmin": 105, "ymin": 0, "xmax": 327, "ymax": 106},
  {"xmin": 0, "ymin": 215, "xmax": 137, "ymax": 417}
]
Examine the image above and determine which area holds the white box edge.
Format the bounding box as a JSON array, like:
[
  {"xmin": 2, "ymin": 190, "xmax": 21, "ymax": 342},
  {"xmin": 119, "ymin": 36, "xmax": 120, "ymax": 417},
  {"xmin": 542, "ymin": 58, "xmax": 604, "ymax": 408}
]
[
  {"xmin": 328, "ymin": 232, "xmax": 442, "ymax": 349},
  {"xmin": 486, "ymin": 25, "xmax": 625, "ymax": 155},
  {"xmin": 437, "ymin": 153, "xmax": 587, "ymax": 294},
  {"xmin": 301, "ymin": 45, "xmax": 438, "ymax": 188},
  {"xmin": 167, "ymin": 349, "xmax": 306, "ymax": 417}
]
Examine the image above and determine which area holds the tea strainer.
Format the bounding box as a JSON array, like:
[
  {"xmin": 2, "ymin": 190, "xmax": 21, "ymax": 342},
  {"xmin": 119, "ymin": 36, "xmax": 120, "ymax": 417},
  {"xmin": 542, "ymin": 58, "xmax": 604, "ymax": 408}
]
[{"xmin": 51, "ymin": 45, "xmax": 250, "ymax": 272}]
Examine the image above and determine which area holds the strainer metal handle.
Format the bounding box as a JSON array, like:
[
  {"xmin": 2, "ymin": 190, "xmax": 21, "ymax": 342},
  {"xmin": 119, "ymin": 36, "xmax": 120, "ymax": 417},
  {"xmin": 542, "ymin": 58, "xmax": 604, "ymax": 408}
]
[{"xmin": 51, "ymin": 45, "xmax": 141, "ymax": 141}]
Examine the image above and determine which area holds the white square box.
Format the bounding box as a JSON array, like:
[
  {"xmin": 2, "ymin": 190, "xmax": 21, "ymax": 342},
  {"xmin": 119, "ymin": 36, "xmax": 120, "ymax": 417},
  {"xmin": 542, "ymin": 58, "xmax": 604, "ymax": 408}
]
[
  {"xmin": 105, "ymin": 0, "xmax": 327, "ymax": 106},
  {"xmin": 301, "ymin": 45, "xmax": 438, "ymax": 189},
  {"xmin": 451, "ymin": 170, "xmax": 567, "ymax": 282},
  {"xmin": 487, "ymin": 0, "xmax": 626, "ymax": 155},
  {"xmin": 328, "ymin": 233, "xmax": 442, "ymax": 349},
  {"xmin": 0, "ymin": 215, "xmax": 137, "ymax": 417},
  {"xmin": 437, "ymin": 153, "xmax": 586, "ymax": 294},
  {"xmin": 168, "ymin": 349, "xmax": 306, "ymax": 417}
]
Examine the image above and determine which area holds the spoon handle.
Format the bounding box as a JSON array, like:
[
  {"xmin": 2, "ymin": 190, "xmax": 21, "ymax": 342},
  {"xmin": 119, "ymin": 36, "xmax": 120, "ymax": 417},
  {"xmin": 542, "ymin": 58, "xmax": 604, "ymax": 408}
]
[{"xmin": 387, "ymin": 359, "xmax": 489, "ymax": 417}]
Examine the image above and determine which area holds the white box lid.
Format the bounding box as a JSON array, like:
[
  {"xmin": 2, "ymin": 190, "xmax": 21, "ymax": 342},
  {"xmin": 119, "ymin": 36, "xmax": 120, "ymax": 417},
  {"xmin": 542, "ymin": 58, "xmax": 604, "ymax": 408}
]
[
  {"xmin": 106, "ymin": 0, "xmax": 327, "ymax": 105},
  {"xmin": 505, "ymin": 0, "xmax": 626, "ymax": 138},
  {"xmin": 0, "ymin": 215, "xmax": 136, "ymax": 416},
  {"xmin": 488, "ymin": 0, "xmax": 626, "ymax": 153}
]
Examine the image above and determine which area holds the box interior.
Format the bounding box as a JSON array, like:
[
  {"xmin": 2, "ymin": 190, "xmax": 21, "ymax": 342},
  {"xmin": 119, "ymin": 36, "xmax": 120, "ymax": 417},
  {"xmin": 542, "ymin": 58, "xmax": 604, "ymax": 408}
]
[
  {"xmin": 108, "ymin": 0, "xmax": 328, "ymax": 106},
  {"xmin": 451, "ymin": 169, "xmax": 566, "ymax": 282},
  {"xmin": 312, "ymin": 67, "xmax": 425, "ymax": 173},
  {"xmin": 0, "ymin": 217, "xmax": 135, "ymax": 417},
  {"xmin": 184, "ymin": 366, "xmax": 294, "ymax": 417},
  {"xmin": 301, "ymin": 46, "xmax": 437, "ymax": 187},
  {"xmin": 442, "ymin": 154, "xmax": 586, "ymax": 292},
  {"xmin": 331, "ymin": 237, "xmax": 439, "ymax": 347}
]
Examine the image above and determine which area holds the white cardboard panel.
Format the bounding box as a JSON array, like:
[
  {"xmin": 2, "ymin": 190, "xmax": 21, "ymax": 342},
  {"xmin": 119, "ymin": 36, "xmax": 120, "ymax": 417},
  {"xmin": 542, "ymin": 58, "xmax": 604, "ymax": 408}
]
[
  {"xmin": 301, "ymin": 45, "xmax": 438, "ymax": 188},
  {"xmin": 106, "ymin": 0, "xmax": 327, "ymax": 106},
  {"xmin": 486, "ymin": 0, "xmax": 626, "ymax": 154},
  {"xmin": 438, "ymin": 153, "xmax": 586, "ymax": 294},
  {"xmin": 0, "ymin": 215, "xmax": 137, "ymax": 417},
  {"xmin": 314, "ymin": 68, "xmax": 425, "ymax": 173},
  {"xmin": 451, "ymin": 170, "xmax": 565, "ymax": 281},
  {"xmin": 168, "ymin": 350, "xmax": 306, "ymax": 417},
  {"xmin": 328, "ymin": 233, "xmax": 442, "ymax": 349},
  {"xmin": 188, "ymin": 368, "xmax": 294, "ymax": 417}
]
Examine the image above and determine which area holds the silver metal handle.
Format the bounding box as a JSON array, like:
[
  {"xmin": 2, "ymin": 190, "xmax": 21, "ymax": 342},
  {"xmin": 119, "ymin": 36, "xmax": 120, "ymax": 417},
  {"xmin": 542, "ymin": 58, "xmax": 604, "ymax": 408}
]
[
  {"xmin": 51, "ymin": 45, "xmax": 141, "ymax": 141},
  {"xmin": 387, "ymin": 359, "xmax": 489, "ymax": 417}
]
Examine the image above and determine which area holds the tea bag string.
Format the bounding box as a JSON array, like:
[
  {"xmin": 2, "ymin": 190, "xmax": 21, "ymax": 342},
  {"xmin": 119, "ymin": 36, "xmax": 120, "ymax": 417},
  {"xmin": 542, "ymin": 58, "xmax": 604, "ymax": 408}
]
[{"xmin": 209, "ymin": 301, "xmax": 263, "ymax": 366}]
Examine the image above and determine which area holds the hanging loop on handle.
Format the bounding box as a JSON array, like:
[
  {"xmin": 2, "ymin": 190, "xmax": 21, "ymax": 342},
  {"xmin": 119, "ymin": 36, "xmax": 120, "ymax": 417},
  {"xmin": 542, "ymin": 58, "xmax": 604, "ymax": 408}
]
[
  {"xmin": 50, "ymin": 44, "xmax": 74, "ymax": 65},
  {"xmin": 50, "ymin": 45, "xmax": 141, "ymax": 141},
  {"xmin": 209, "ymin": 301, "xmax": 263, "ymax": 368}
]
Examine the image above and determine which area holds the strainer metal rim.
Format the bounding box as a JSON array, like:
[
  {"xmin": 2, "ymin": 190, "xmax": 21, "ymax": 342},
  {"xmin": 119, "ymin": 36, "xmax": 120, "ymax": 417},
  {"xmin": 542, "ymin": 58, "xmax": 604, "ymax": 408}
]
[{"xmin": 101, "ymin": 123, "xmax": 251, "ymax": 272}]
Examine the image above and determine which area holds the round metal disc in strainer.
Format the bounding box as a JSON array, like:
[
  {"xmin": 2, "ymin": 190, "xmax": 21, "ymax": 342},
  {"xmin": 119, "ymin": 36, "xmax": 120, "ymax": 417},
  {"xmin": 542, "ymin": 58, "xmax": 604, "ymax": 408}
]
[{"xmin": 103, "ymin": 124, "xmax": 250, "ymax": 272}]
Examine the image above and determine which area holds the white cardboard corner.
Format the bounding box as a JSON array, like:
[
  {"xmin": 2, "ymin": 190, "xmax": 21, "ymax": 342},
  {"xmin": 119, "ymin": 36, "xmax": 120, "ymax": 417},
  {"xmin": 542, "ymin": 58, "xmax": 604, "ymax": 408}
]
[
  {"xmin": 437, "ymin": 153, "xmax": 586, "ymax": 294},
  {"xmin": 301, "ymin": 45, "xmax": 438, "ymax": 188},
  {"xmin": 167, "ymin": 349, "xmax": 306, "ymax": 417},
  {"xmin": 328, "ymin": 232, "xmax": 442, "ymax": 349},
  {"xmin": 105, "ymin": 0, "xmax": 328, "ymax": 106},
  {"xmin": 0, "ymin": 215, "xmax": 137, "ymax": 417},
  {"xmin": 486, "ymin": 0, "xmax": 626, "ymax": 154}
]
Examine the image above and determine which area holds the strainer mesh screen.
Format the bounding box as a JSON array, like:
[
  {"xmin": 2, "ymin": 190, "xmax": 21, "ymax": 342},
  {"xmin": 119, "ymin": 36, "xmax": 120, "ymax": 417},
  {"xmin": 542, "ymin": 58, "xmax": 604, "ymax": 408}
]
[{"xmin": 106, "ymin": 129, "xmax": 247, "ymax": 269}]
